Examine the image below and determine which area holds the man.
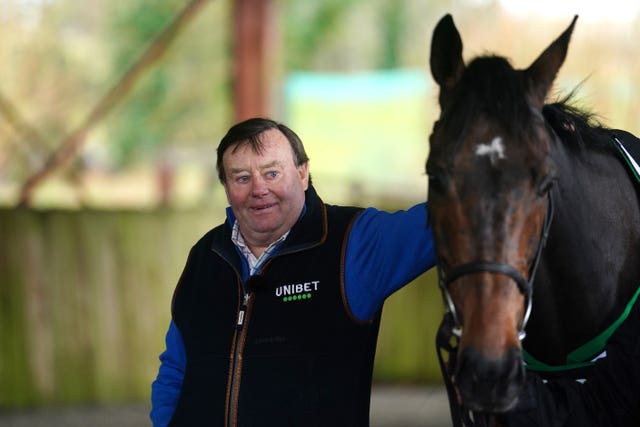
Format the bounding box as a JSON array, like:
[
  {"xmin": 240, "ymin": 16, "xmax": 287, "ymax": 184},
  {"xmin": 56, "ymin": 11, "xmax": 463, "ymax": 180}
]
[{"xmin": 150, "ymin": 117, "xmax": 436, "ymax": 426}]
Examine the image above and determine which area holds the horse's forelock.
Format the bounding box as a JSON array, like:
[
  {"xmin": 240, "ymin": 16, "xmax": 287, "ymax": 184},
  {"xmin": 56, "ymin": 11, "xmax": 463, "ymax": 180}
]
[{"xmin": 440, "ymin": 56, "xmax": 536, "ymax": 142}]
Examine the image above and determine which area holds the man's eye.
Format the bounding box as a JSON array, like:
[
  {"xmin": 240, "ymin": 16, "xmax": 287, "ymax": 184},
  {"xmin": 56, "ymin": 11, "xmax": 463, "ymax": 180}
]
[
  {"xmin": 266, "ymin": 171, "xmax": 278, "ymax": 178},
  {"xmin": 237, "ymin": 176, "xmax": 249, "ymax": 183}
]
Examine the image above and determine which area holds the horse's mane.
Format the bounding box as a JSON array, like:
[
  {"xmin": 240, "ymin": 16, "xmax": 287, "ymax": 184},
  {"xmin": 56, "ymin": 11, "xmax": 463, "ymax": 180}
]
[
  {"xmin": 542, "ymin": 93, "xmax": 611, "ymax": 153},
  {"xmin": 441, "ymin": 55, "xmax": 613, "ymax": 154}
]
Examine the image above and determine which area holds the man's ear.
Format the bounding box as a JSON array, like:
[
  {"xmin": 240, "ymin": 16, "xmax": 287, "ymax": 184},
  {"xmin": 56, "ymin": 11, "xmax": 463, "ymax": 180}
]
[{"xmin": 298, "ymin": 162, "xmax": 310, "ymax": 190}]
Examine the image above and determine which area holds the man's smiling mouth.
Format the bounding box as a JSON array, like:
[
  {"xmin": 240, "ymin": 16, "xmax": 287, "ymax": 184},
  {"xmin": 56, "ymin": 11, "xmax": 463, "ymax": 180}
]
[{"xmin": 251, "ymin": 203, "xmax": 276, "ymax": 211}]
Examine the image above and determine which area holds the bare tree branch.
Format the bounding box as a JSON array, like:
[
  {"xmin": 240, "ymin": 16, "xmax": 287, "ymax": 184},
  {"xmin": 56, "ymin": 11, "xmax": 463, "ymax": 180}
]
[
  {"xmin": 0, "ymin": 90, "xmax": 50, "ymax": 165},
  {"xmin": 18, "ymin": 0, "xmax": 211, "ymax": 207}
]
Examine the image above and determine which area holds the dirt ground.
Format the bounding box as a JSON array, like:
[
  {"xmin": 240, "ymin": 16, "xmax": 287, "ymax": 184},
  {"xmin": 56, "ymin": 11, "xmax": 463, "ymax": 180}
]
[{"xmin": 0, "ymin": 385, "xmax": 452, "ymax": 427}]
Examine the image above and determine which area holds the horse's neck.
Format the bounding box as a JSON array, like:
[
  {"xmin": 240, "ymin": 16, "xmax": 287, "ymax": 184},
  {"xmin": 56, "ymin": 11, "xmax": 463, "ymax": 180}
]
[{"xmin": 526, "ymin": 140, "xmax": 640, "ymax": 363}]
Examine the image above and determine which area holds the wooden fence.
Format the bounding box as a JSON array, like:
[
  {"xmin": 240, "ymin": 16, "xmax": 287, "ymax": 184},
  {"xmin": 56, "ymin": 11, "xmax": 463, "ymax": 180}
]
[{"xmin": 0, "ymin": 207, "xmax": 443, "ymax": 408}]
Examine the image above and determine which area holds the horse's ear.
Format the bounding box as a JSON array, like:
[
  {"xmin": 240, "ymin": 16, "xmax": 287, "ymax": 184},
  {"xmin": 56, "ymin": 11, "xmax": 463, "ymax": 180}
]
[
  {"xmin": 525, "ymin": 15, "xmax": 578, "ymax": 110},
  {"xmin": 430, "ymin": 14, "xmax": 465, "ymax": 106}
]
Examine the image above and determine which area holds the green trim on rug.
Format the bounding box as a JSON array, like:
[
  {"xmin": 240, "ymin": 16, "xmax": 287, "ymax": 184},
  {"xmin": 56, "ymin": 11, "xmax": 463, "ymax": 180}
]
[{"xmin": 524, "ymin": 286, "xmax": 640, "ymax": 372}]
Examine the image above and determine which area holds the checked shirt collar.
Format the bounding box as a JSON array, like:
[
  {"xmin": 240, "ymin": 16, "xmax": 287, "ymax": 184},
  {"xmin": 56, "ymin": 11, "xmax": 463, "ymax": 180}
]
[{"xmin": 231, "ymin": 221, "xmax": 289, "ymax": 275}]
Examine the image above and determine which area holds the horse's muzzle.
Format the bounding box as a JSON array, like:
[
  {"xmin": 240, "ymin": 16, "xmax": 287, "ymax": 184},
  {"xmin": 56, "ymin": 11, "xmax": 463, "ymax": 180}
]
[{"xmin": 454, "ymin": 346, "xmax": 526, "ymax": 413}]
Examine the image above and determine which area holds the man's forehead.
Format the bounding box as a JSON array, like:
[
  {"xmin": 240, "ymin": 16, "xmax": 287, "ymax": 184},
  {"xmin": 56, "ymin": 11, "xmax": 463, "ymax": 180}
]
[{"xmin": 224, "ymin": 129, "xmax": 293, "ymax": 163}]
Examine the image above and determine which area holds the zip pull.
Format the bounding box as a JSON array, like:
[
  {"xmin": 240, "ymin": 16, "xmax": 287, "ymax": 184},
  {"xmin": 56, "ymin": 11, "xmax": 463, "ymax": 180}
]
[{"xmin": 236, "ymin": 292, "xmax": 250, "ymax": 330}]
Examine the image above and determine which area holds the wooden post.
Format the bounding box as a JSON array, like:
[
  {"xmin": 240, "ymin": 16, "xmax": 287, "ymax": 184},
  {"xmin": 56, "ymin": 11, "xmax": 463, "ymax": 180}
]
[{"xmin": 232, "ymin": 0, "xmax": 274, "ymax": 122}]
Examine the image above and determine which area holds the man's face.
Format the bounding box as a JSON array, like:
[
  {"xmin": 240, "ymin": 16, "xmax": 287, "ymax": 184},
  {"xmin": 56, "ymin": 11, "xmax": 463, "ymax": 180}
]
[{"xmin": 222, "ymin": 128, "xmax": 309, "ymax": 252}]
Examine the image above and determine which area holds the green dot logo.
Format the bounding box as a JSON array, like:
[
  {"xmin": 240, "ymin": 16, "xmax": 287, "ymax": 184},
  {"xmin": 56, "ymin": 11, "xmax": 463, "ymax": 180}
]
[{"xmin": 281, "ymin": 293, "xmax": 314, "ymax": 302}]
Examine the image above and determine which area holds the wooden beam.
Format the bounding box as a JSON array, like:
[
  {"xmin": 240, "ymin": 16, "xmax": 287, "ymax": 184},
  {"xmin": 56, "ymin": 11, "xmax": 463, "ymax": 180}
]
[{"xmin": 232, "ymin": 0, "xmax": 274, "ymax": 122}]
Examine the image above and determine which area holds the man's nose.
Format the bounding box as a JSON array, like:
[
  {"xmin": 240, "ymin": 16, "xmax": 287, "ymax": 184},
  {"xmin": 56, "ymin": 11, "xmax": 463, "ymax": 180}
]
[{"xmin": 251, "ymin": 175, "xmax": 269, "ymax": 196}]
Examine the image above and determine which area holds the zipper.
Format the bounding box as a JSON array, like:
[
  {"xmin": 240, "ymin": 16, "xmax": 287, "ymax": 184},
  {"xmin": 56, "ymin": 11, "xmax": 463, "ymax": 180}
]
[
  {"xmin": 227, "ymin": 290, "xmax": 252, "ymax": 427},
  {"xmin": 236, "ymin": 292, "xmax": 250, "ymax": 330}
]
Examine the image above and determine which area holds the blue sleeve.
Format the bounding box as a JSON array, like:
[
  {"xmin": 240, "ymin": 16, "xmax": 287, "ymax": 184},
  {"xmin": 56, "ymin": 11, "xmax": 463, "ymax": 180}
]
[
  {"xmin": 344, "ymin": 203, "xmax": 437, "ymax": 321},
  {"xmin": 150, "ymin": 320, "xmax": 185, "ymax": 426}
]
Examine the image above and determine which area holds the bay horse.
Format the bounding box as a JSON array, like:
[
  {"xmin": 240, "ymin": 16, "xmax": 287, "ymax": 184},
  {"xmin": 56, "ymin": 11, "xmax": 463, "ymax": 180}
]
[{"xmin": 427, "ymin": 14, "xmax": 640, "ymax": 423}]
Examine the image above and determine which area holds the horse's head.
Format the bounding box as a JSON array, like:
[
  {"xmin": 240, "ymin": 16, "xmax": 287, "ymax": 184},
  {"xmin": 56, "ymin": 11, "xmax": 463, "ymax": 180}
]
[{"xmin": 427, "ymin": 15, "xmax": 577, "ymax": 412}]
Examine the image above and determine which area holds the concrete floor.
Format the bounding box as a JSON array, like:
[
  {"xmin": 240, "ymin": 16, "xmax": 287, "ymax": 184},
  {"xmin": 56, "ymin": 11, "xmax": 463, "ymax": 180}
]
[{"xmin": 0, "ymin": 385, "xmax": 452, "ymax": 427}]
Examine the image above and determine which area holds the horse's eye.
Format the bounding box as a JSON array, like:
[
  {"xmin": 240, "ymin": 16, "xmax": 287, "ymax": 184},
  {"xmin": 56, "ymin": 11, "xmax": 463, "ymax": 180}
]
[
  {"xmin": 428, "ymin": 173, "xmax": 447, "ymax": 195},
  {"xmin": 537, "ymin": 175, "xmax": 555, "ymax": 196}
]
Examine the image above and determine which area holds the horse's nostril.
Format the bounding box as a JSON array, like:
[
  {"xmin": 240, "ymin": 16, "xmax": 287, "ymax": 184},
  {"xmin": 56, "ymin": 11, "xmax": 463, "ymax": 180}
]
[{"xmin": 455, "ymin": 346, "xmax": 525, "ymax": 413}]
